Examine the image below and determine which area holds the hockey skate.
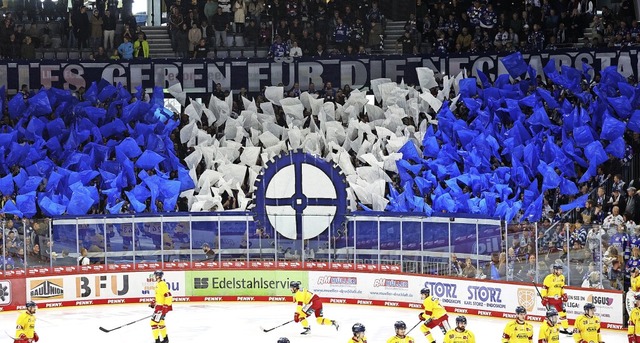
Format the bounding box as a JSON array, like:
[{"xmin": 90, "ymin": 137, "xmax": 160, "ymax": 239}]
[
  {"xmin": 300, "ymin": 327, "xmax": 311, "ymax": 335},
  {"xmin": 331, "ymin": 320, "xmax": 339, "ymax": 331},
  {"xmin": 161, "ymin": 335, "xmax": 169, "ymax": 343}
]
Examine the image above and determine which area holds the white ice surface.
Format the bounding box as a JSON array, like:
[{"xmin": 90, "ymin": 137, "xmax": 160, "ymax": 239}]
[{"xmin": 0, "ymin": 302, "xmax": 627, "ymax": 342}]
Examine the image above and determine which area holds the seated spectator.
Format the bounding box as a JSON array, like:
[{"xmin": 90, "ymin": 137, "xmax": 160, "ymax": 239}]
[
  {"xmin": 94, "ymin": 46, "xmax": 109, "ymax": 61},
  {"xmin": 269, "ymin": 35, "xmax": 288, "ymax": 57},
  {"xmin": 201, "ymin": 243, "xmax": 217, "ymax": 261},
  {"xmin": 604, "ymin": 206, "xmax": 625, "ymax": 235},
  {"xmin": 110, "ymin": 48, "xmax": 120, "ymax": 60},
  {"xmin": 78, "ymin": 247, "xmax": 90, "ymax": 265},
  {"xmin": 289, "ymin": 40, "xmax": 302, "ymax": 57},
  {"xmin": 456, "ymin": 27, "xmax": 473, "ymax": 51},
  {"xmin": 193, "ymin": 38, "xmax": 209, "ymax": 58},
  {"xmin": 608, "ymin": 259, "xmax": 624, "ymax": 290}
]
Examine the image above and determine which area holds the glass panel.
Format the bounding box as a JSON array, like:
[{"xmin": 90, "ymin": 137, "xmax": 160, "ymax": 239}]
[
  {"xmin": 191, "ymin": 218, "xmax": 219, "ymax": 263},
  {"xmin": 379, "ymin": 219, "xmax": 400, "ymax": 267},
  {"xmin": 354, "ymin": 219, "xmax": 378, "ymax": 265},
  {"xmin": 401, "ymin": 218, "xmax": 422, "ymax": 273},
  {"xmin": 106, "ymin": 220, "xmax": 135, "ymax": 265},
  {"xmin": 472, "ymin": 221, "xmax": 504, "ymax": 281},
  {"xmin": 219, "ymin": 218, "xmax": 250, "ymax": 261},
  {"xmin": 135, "ymin": 220, "xmax": 162, "ymax": 263},
  {"xmin": 162, "ymin": 219, "xmax": 191, "ymax": 263},
  {"xmin": 422, "ymin": 221, "xmax": 450, "ymax": 276},
  {"xmin": 51, "ymin": 221, "xmax": 78, "ymax": 268}
]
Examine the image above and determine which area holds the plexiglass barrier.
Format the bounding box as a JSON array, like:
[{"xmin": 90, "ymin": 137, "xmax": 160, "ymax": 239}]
[{"xmin": 0, "ymin": 214, "xmax": 618, "ymax": 290}]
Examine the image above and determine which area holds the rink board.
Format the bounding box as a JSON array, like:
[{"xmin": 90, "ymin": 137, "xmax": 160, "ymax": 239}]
[{"xmin": 1, "ymin": 267, "xmax": 624, "ymax": 329}]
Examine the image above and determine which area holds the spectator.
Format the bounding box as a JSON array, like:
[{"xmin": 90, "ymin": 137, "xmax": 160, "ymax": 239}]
[
  {"xmin": 78, "ymin": 247, "xmax": 90, "ymax": 265},
  {"xmin": 368, "ymin": 19, "xmax": 383, "ymax": 52},
  {"xmin": 204, "ymin": 0, "xmax": 218, "ymax": 25},
  {"xmin": 269, "ymin": 34, "xmax": 288, "ymax": 57},
  {"xmin": 333, "ymin": 17, "xmax": 350, "ymax": 51},
  {"xmin": 121, "ymin": 23, "xmax": 134, "ymax": 44},
  {"xmin": 201, "ymin": 243, "xmax": 217, "ymax": 261},
  {"xmin": 456, "ymin": 27, "xmax": 473, "ymax": 51},
  {"xmin": 212, "ymin": 7, "xmax": 229, "ymax": 48},
  {"xmin": 604, "ymin": 206, "xmax": 625, "ymax": 235},
  {"xmin": 94, "ymin": 46, "xmax": 109, "ymax": 61},
  {"xmin": 608, "ymin": 259, "xmax": 624, "ymax": 290},
  {"xmin": 133, "ymin": 33, "xmax": 149, "ymax": 58},
  {"xmin": 21, "ymin": 36, "xmax": 35, "ymax": 59},
  {"xmin": 117, "ymin": 36, "xmax": 134, "ymax": 60},
  {"xmin": 233, "ymin": 0, "xmax": 246, "ymax": 34},
  {"xmin": 90, "ymin": 9, "xmax": 103, "ymax": 49},
  {"xmin": 201, "ymin": 20, "xmax": 214, "ymax": 48},
  {"xmin": 170, "ymin": 6, "xmax": 184, "ymax": 52},
  {"xmin": 289, "ymin": 40, "xmax": 302, "ymax": 57},
  {"xmin": 110, "ymin": 48, "xmax": 120, "ymax": 60},
  {"xmin": 622, "ymin": 187, "xmax": 640, "ymax": 223},
  {"xmin": 188, "ymin": 22, "xmax": 202, "ymax": 53},
  {"xmin": 176, "ymin": 23, "xmax": 190, "ymax": 58},
  {"xmin": 103, "ymin": 9, "xmax": 117, "ymax": 51},
  {"xmin": 4, "ymin": 34, "xmax": 21, "ymax": 58},
  {"xmin": 73, "ymin": 6, "xmax": 91, "ymax": 50},
  {"xmin": 244, "ymin": 19, "xmax": 259, "ymax": 47},
  {"xmin": 193, "ymin": 38, "xmax": 209, "ymax": 58},
  {"xmin": 396, "ymin": 30, "xmax": 415, "ymax": 54}
]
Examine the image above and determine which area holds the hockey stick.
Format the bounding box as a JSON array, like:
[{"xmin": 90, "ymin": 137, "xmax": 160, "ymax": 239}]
[
  {"xmin": 261, "ymin": 319, "xmax": 294, "ymax": 332},
  {"xmin": 99, "ymin": 315, "xmax": 152, "ymax": 333},
  {"xmin": 406, "ymin": 320, "xmax": 422, "ymax": 334},
  {"xmin": 4, "ymin": 331, "xmax": 17, "ymax": 340},
  {"xmin": 533, "ymin": 281, "xmax": 551, "ymax": 310}
]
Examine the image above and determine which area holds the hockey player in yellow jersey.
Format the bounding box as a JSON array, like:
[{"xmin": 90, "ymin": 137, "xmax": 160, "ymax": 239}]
[
  {"xmin": 627, "ymin": 294, "xmax": 640, "ymax": 343},
  {"xmin": 290, "ymin": 281, "xmax": 339, "ymax": 335},
  {"xmin": 632, "ymin": 268, "xmax": 640, "ymax": 292},
  {"xmin": 538, "ymin": 309, "xmax": 560, "ymax": 343},
  {"xmin": 419, "ymin": 287, "xmax": 451, "ymax": 343},
  {"xmin": 387, "ymin": 321, "xmax": 416, "ymax": 343},
  {"xmin": 541, "ymin": 263, "xmax": 570, "ymax": 334},
  {"xmin": 277, "ymin": 338, "xmax": 290, "ymax": 343},
  {"xmin": 348, "ymin": 323, "xmax": 367, "ymax": 343},
  {"xmin": 443, "ymin": 316, "xmax": 475, "ymax": 343},
  {"xmin": 502, "ymin": 306, "xmax": 533, "ymax": 343},
  {"xmin": 149, "ymin": 270, "xmax": 173, "ymax": 343},
  {"xmin": 573, "ymin": 303, "xmax": 603, "ymax": 343},
  {"xmin": 14, "ymin": 301, "xmax": 38, "ymax": 343}
]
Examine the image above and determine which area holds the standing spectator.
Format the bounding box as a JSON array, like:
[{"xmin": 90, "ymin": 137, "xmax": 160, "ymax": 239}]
[
  {"xmin": 212, "ymin": 7, "xmax": 229, "ymax": 48},
  {"xmin": 333, "ymin": 17, "xmax": 350, "ymax": 51},
  {"xmin": 456, "ymin": 27, "xmax": 473, "ymax": 51},
  {"xmin": 396, "ymin": 30, "xmax": 415, "ymax": 54},
  {"xmin": 201, "ymin": 20, "xmax": 214, "ymax": 48},
  {"xmin": 218, "ymin": 0, "xmax": 232, "ymax": 23},
  {"xmin": 134, "ymin": 33, "xmax": 149, "ymax": 58},
  {"xmin": 176, "ymin": 23, "xmax": 190, "ymax": 57},
  {"xmin": 74, "ymin": 6, "xmax": 91, "ymax": 50},
  {"xmin": 21, "ymin": 36, "xmax": 35, "ymax": 59},
  {"xmin": 244, "ymin": 19, "xmax": 258, "ymax": 47},
  {"xmin": 121, "ymin": 24, "xmax": 134, "ymax": 44},
  {"xmin": 170, "ymin": 6, "xmax": 184, "ymax": 52},
  {"xmin": 90, "ymin": 9, "xmax": 103, "ymax": 50},
  {"xmin": 193, "ymin": 38, "xmax": 209, "ymax": 58},
  {"xmin": 188, "ymin": 22, "xmax": 202, "ymax": 53},
  {"xmin": 103, "ymin": 9, "xmax": 117, "ymax": 51},
  {"xmin": 204, "ymin": 0, "xmax": 218, "ymax": 25},
  {"xmin": 233, "ymin": 0, "xmax": 245, "ymax": 34},
  {"xmin": 117, "ymin": 36, "xmax": 134, "ymax": 60},
  {"xmin": 368, "ymin": 19, "xmax": 383, "ymax": 52},
  {"xmin": 622, "ymin": 187, "xmax": 640, "ymax": 223},
  {"xmin": 4, "ymin": 34, "xmax": 21, "ymax": 59}
]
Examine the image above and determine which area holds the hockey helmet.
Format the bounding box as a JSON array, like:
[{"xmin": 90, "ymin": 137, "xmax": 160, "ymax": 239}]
[
  {"xmin": 277, "ymin": 338, "xmax": 290, "ymax": 343},
  {"xmin": 352, "ymin": 323, "xmax": 365, "ymax": 334},
  {"xmin": 515, "ymin": 306, "xmax": 527, "ymax": 315},
  {"xmin": 394, "ymin": 321, "xmax": 407, "ymax": 330}
]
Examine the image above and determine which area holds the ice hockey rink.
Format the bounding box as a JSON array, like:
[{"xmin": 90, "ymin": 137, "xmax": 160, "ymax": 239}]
[{"xmin": 0, "ymin": 302, "xmax": 628, "ymax": 342}]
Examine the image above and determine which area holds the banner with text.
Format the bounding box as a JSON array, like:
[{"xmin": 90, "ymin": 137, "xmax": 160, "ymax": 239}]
[
  {"xmin": 307, "ymin": 271, "xmax": 624, "ymax": 325},
  {"xmin": 26, "ymin": 271, "xmax": 186, "ymax": 303},
  {"xmin": 4, "ymin": 49, "xmax": 639, "ymax": 95},
  {"xmin": 186, "ymin": 270, "xmax": 307, "ymax": 296}
]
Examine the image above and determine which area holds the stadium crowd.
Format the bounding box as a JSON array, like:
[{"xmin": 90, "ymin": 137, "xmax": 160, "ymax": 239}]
[{"xmin": 0, "ymin": 0, "xmax": 636, "ymax": 58}]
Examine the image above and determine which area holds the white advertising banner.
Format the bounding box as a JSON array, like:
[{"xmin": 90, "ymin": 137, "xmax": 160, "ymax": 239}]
[
  {"xmin": 307, "ymin": 271, "xmax": 624, "ymax": 326},
  {"xmin": 27, "ymin": 271, "xmax": 186, "ymax": 303}
]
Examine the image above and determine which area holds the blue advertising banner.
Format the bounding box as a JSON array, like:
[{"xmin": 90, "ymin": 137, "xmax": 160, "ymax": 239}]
[{"xmin": 3, "ymin": 48, "xmax": 637, "ymax": 95}]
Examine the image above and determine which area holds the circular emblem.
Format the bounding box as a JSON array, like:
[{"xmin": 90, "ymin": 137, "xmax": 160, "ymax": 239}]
[{"xmin": 253, "ymin": 151, "xmax": 347, "ymax": 240}]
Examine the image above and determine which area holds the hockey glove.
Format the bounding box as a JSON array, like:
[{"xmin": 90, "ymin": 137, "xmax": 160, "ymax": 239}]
[
  {"xmin": 561, "ymin": 293, "xmax": 568, "ymax": 302},
  {"xmin": 418, "ymin": 312, "xmax": 426, "ymax": 321},
  {"xmin": 33, "ymin": 333, "xmax": 38, "ymax": 342},
  {"xmin": 629, "ymin": 335, "xmax": 635, "ymax": 343},
  {"xmin": 294, "ymin": 312, "xmax": 301, "ymax": 323},
  {"xmin": 541, "ymin": 297, "xmax": 550, "ymax": 307},
  {"xmin": 162, "ymin": 305, "xmax": 173, "ymax": 314},
  {"xmin": 149, "ymin": 300, "xmax": 156, "ymax": 308}
]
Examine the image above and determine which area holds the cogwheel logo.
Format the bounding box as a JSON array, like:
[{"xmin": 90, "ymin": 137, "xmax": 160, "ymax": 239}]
[
  {"xmin": 0, "ymin": 281, "xmax": 11, "ymax": 305},
  {"xmin": 253, "ymin": 151, "xmax": 348, "ymax": 240}
]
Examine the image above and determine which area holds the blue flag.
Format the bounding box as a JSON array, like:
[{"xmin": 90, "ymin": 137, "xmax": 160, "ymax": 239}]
[{"xmin": 501, "ymin": 52, "xmax": 528, "ymax": 78}]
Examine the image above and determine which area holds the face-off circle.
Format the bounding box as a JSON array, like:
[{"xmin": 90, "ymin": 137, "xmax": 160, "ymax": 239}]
[{"xmin": 253, "ymin": 151, "xmax": 348, "ymax": 240}]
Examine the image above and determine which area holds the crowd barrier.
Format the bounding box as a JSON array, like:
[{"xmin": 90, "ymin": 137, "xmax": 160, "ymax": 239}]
[
  {"xmin": 0, "ymin": 212, "xmax": 624, "ymax": 329},
  {"xmin": 0, "ymin": 266, "xmax": 624, "ymax": 329}
]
